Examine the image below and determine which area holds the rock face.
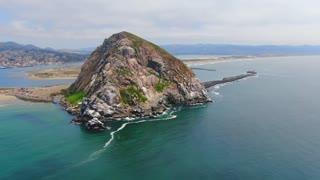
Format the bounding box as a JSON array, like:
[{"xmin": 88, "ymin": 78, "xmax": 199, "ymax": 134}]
[
  {"xmin": 70, "ymin": 31, "xmax": 211, "ymax": 122},
  {"xmin": 86, "ymin": 118, "xmax": 107, "ymax": 130}
]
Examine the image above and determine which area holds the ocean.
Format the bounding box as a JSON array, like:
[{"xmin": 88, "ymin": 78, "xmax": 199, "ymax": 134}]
[{"xmin": 1, "ymin": 56, "xmax": 320, "ymax": 179}]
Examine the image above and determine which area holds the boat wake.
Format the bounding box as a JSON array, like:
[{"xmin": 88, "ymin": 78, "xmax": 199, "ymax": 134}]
[{"xmin": 77, "ymin": 112, "xmax": 177, "ymax": 166}]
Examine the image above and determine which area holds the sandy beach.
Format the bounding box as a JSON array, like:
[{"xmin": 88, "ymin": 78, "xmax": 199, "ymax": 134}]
[
  {"xmin": 28, "ymin": 67, "xmax": 80, "ymax": 80},
  {"xmin": 0, "ymin": 84, "xmax": 70, "ymax": 102},
  {"xmin": 0, "ymin": 94, "xmax": 17, "ymax": 101}
]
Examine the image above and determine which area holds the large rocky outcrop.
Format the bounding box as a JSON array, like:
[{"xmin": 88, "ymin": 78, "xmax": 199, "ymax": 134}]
[{"xmin": 70, "ymin": 31, "xmax": 211, "ymax": 122}]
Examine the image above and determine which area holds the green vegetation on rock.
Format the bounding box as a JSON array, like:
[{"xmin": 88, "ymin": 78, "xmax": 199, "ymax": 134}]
[
  {"xmin": 63, "ymin": 89, "xmax": 88, "ymax": 106},
  {"xmin": 120, "ymin": 86, "xmax": 147, "ymax": 106},
  {"xmin": 125, "ymin": 32, "xmax": 144, "ymax": 49},
  {"xmin": 154, "ymin": 78, "xmax": 171, "ymax": 92},
  {"xmin": 125, "ymin": 31, "xmax": 173, "ymax": 57}
]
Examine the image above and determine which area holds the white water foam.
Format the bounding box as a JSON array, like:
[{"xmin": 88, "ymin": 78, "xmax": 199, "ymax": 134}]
[
  {"xmin": 213, "ymin": 85, "xmax": 220, "ymax": 90},
  {"xmin": 212, "ymin": 91, "xmax": 220, "ymax": 96},
  {"xmin": 123, "ymin": 117, "xmax": 138, "ymax": 121},
  {"xmin": 191, "ymin": 102, "xmax": 205, "ymax": 106},
  {"xmin": 78, "ymin": 114, "xmax": 177, "ymax": 165},
  {"xmin": 103, "ymin": 114, "xmax": 177, "ymax": 148}
]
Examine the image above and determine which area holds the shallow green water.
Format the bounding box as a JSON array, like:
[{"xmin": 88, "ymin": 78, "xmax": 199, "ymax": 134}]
[{"xmin": 1, "ymin": 56, "xmax": 320, "ymax": 179}]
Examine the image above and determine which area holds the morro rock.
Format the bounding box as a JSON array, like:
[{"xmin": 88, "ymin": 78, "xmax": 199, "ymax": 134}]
[{"xmin": 69, "ymin": 31, "xmax": 211, "ymax": 122}]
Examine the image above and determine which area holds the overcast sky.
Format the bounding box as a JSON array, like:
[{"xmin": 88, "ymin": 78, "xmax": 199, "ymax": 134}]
[{"xmin": 0, "ymin": 0, "xmax": 319, "ymax": 48}]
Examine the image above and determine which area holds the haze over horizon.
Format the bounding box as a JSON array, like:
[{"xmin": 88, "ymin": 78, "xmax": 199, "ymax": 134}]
[{"xmin": 1, "ymin": 0, "xmax": 319, "ymax": 49}]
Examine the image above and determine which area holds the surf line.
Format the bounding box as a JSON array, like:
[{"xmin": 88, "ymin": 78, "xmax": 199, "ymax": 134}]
[{"xmin": 78, "ymin": 114, "xmax": 177, "ymax": 165}]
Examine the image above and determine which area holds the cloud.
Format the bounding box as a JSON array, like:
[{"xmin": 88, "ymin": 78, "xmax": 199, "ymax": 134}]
[{"xmin": 0, "ymin": 0, "xmax": 319, "ymax": 48}]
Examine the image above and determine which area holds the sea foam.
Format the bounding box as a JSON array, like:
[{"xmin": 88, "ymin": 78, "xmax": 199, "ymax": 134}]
[{"xmin": 78, "ymin": 113, "xmax": 177, "ymax": 165}]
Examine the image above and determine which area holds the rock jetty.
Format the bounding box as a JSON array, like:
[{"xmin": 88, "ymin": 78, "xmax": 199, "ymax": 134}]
[{"xmin": 201, "ymin": 71, "xmax": 257, "ymax": 88}]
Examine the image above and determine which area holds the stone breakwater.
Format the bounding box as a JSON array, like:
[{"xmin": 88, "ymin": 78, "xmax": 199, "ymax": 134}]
[{"xmin": 201, "ymin": 71, "xmax": 257, "ymax": 89}]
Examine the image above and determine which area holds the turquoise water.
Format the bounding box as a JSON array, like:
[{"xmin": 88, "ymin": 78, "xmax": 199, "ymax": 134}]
[{"xmin": 1, "ymin": 56, "xmax": 320, "ymax": 179}]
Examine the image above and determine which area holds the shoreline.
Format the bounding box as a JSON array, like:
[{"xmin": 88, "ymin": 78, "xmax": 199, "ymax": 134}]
[
  {"xmin": 183, "ymin": 54, "xmax": 291, "ymax": 66},
  {"xmin": 0, "ymin": 94, "xmax": 17, "ymax": 101},
  {"xmin": 27, "ymin": 67, "xmax": 80, "ymax": 80},
  {"xmin": 0, "ymin": 84, "xmax": 70, "ymax": 103}
]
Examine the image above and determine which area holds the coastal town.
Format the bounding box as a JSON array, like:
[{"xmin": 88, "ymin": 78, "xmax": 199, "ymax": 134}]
[
  {"xmin": 0, "ymin": 50, "xmax": 62, "ymax": 68},
  {"xmin": 0, "ymin": 42, "xmax": 88, "ymax": 68}
]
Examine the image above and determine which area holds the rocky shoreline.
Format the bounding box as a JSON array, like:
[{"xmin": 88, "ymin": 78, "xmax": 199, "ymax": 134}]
[{"xmin": 63, "ymin": 70, "xmax": 257, "ymax": 131}]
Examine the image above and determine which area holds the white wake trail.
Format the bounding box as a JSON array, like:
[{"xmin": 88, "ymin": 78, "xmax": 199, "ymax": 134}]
[{"xmin": 78, "ymin": 114, "xmax": 177, "ymax": 165}]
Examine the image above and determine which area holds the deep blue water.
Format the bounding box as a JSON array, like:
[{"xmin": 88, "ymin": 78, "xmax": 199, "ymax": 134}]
[{"xmin": 1, "ymin": 56, "xmax": 320, "ymax": 179}]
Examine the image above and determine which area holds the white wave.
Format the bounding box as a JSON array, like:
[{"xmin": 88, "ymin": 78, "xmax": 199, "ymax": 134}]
[
  {"xmin": 213, "ymin": 82, "xmax": 232, "ymax": 90},
  {"xmin": 173, "ymin": 106, "xmax": 183, "ymax": 112},
  {"xmin": 104, "ymin": 115, "xmax": 177, "ymax": 149},
  {"xmin": 78, "ymin": 114, "xmax": 177, "ymax": 165},
  {"xmin": 213, "ymin": 85, "xmax": 220, "ymax": 90},
  {"xmin": 188, "ymin": 102, "xmax": 205, "ymax": 106},
  {"xmin": 212, "ymin": 91, "xmax": 220, "ymax": 96},
  {"xmin": 123, "ymin": 117, "xmax": 137, "ymax": 121}
]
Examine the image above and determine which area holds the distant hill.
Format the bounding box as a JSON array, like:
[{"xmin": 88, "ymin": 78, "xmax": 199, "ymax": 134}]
[
  {"xmin": 0, "ymin": 42, "xmax": 89, "ymax": 67},
  {"xmin": 161, "ymin": 44, "xmax": 320, "ymax": 56},
  {"xmin": 78, "ymin": 44, "xmax": 320, "ymax": 57}
]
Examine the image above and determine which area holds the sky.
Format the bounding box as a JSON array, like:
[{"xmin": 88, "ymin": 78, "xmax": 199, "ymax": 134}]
[{"xmin": 0, "ymin": 0, "xmax": 319, "ymax": 49}]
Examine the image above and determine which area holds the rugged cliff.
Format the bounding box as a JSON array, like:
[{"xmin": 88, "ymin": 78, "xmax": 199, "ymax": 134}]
[{"xmin": 69, "ymin": 32, "xmax": 211, "ymax": 122}]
